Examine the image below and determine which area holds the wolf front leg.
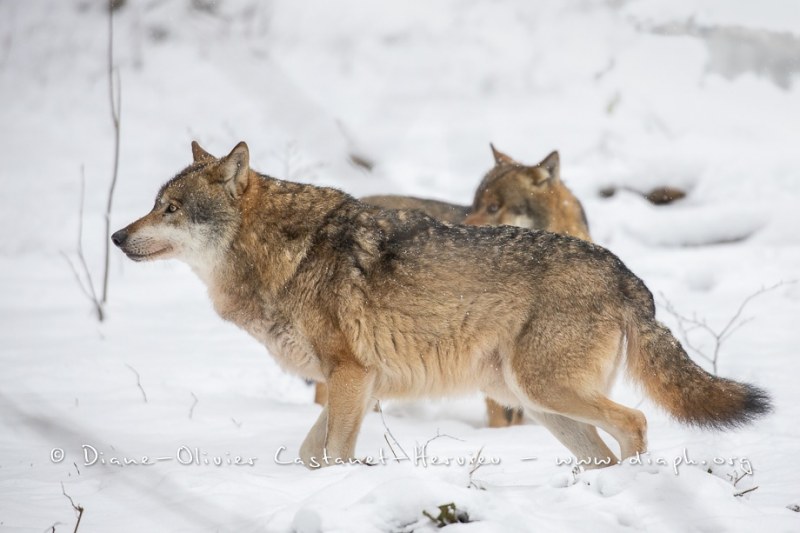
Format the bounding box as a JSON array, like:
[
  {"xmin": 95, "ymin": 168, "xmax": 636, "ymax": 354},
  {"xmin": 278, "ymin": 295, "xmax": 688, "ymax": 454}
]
[{"xmin": 299, "ymin": 362, "xmax": 375, "ymax": 468}]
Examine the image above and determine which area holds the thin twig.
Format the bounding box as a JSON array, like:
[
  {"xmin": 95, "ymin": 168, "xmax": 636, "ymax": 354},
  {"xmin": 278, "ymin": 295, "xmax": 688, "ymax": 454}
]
[
  {"xmin": 732, "ymin": 471, "xmax": 748, "ymax": 487},
  {"xmin": 102, "ymin": 0, "xmax": 121, "ymax": 307},
  {"xmin": 734, "ymin": 486, "xmax": 759, "ymax": 497},
  {"xmin": 660, "ymin": 297, "xmax": 715, "ymax": 368},
  {"xmin": 125, "ymin": 364, "xmax": 148, "ymax": 403},
  {"xmin": 659, "ymin": 281, "xmax": 792, "ymax": 374},
  {"xmin": 62, "ymin": 0, "xmax": 124, "ymax": 322},
  {"xmin": 61, "ymin": 482, "xmax": 84, "ymax": 533},
  {"xmin": 421, "ymin": 429, "xmax": 464, "ymax": 458},
  {"xmin": 719, "ymin": 283, "xmax": 785, "ymax": 340},
  {"xmin": 188, "ymin": 392, "xmax": 198, "ymax": 419},
  {"xmin": 60, "ymin": 251, "xmax": 92, "ymax": 301},
  {"xmin": 468, "ymin": 447, "xmax": 485, "ymax": 489},
  {"xmin": 76, "ymin": 170, "xmax": 103, "ymax": 320},
  {"xmin": 62, "ymin": 169, "xmax": 104, "ymax": 320},
  {"xmin": 376, "ymin": 400, "xmax": 410, "ymax": 461},
  {"xmin": 383, "ymin": 434, "xmax": 399, "ymax": 462},
  {"xmin": 720, "ymin": 316, "xmax": 755, "ymax": 343}
]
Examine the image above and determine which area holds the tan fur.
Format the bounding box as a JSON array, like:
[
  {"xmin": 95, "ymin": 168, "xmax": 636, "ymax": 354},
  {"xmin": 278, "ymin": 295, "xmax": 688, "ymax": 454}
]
[
  {"xmin": 471, "ymin": 147, "xmax": 595, "ymax": 428},
  {"xmin": 112, "ymin": 141, "xmax": 771, "ymax": 469},
  {"xmin": 358, "ymin": 146, "xmax": 593, "ymax": 429},
  {"xmin": 465, "ymin": 147, "xmax": 591, "ymax": 241},
  {"xmin": 361, "ymin": 195, "xmax": 469, "ymax": 224}
]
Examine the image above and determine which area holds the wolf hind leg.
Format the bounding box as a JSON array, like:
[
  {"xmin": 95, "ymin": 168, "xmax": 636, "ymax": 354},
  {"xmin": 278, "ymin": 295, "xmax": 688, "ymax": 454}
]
[
  {"xmin": 527, "ymin": 410, "xmax": 619, "ymax": 468},
  {"xmin": 512, "ymin": 324, "xmax": 646, "ymax": 462},
  {"xmin": 530, "ymin": 391, "xmax": 647, "ymax": 461},
  {"xmin": 486, "ymin": 397, "xmax": 524, "ymax": 427}
]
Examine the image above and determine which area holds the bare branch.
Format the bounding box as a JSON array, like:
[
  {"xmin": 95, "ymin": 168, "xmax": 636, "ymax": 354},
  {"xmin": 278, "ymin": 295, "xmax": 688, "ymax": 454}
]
[
  {"xmin": 383, "ymin": 434, "xmax": 399, "ymax": 462},
  {"xmin": 660, "ymin": 296, "xmax": 719, "ymax": 374},
  {"xmin": 468, "ymin": 447, "xmax": 485, "ymax": 489},
  {"xmin": 659, "ymin": 296, "xmax": 713, "ymax": 366},
  {"xmin": 421, "ymin": 429, "xmax": 464, "ymax": 458},
  {"xmin": 720, "ymin": 316, "xmax": 755, "ymax": 343},
  {"xmin": 718, "ymin": 281, "xmax": 787, "ymax": 340},
  {"xmin": 60, "ymin": 252, "xmax": 92, "ymax": 301},
  {"xmin": 734, "ymin": 486, "xmax": 759, "ymax": 498},
  {"xmin": 64, "ymin": 0, "xmax": 124, "ymax": 321},
  {"xmin": 61, "ymin": 482, "xmax": 84, "ymax": 533},
  {"xmin": 188, "ymin": 392, "xmax": 198, "ymax": 419},
  {"xmin": 376, "ymin": 400, "xmax": 410, "ymax": 461},
  {"xmin": 102, "ymin": 0, "xmax": 122, "ymax": 307},
  {"xmin": 732, "ymin": 471, "xmax": 749, "ymax": 487},
  {"xmin": 659, "ymin": 281, "xmax": 794, "ymax": 375},
  {"xmin": 61, "ymin": 169, "xmax": 104, "ymax": 321},
  {"xmin": 76, "ymin": 160, "xmax": 101, "ymax": 313},
  {"xmin": 125, "ymin": 364, "xmax": 148, "ymax": 403}
]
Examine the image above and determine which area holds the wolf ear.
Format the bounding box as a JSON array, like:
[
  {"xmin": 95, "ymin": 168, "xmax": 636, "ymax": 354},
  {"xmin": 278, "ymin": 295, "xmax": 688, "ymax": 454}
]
[
  {"xmin": 490, "ymin": 143, "xmax": 517, "ymax": 166},
  {"xmin": 191, "ymin": 141, "xmax": 215, "ymax": 163},
  {"xmin": 537, "ymin": 150, "xmax": 560, "ymax": 182},
  {"xmin": 219, "ymin": 142, "xmax": 250, "ymax": 197}
]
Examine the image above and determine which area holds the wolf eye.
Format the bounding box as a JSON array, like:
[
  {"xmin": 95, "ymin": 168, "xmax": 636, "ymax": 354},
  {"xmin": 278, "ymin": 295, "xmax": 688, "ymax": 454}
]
[
  {"xmin": 486, "ymin": 203, "xmax": 500, "ymax": 214},
  {"xmin": 166, "ymin": 203, "xmax": 179, "ymax": 213}
]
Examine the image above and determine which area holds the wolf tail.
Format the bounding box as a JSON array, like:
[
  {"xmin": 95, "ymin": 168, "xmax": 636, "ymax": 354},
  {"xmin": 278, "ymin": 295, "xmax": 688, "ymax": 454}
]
[{"xmin": 623, "ymin": 282, "xmax": 771, "ymax": 428}]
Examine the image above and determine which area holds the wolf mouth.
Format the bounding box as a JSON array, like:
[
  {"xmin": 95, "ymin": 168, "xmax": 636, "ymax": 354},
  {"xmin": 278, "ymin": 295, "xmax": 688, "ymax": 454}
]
[{"xmin": 125, "ymin": 246, "xmax": 173, "ymax": 261}]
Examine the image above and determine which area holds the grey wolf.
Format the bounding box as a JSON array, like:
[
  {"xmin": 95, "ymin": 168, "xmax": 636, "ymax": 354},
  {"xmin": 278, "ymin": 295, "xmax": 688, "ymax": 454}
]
[
  {"xmin": 464, "ymin": 145, "xmax": 590, "ymax": 240},
  {"xmin": 362, "ymin": 145, "xmax": 589, "ymax": 239},
  {"xmin": 112, "ymin": 141, "xmax": 771, "ymax": 469}
]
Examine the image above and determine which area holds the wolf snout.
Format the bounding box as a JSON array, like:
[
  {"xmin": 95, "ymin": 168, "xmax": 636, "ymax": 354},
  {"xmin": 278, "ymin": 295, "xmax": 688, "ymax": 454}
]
[{"xmin": 111, "ymin": 228, "xmax": 128, "ymax": 247}]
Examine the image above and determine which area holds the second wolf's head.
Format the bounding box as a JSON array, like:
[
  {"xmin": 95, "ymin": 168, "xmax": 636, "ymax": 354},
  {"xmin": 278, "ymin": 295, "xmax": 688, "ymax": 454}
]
[
  {"xmin": 111, "ymin": 142, "xmax": 249, "ymax": 278},
  {"xmin": 465, "ymin": 146, "xmax": 591, "ymax": 240}
]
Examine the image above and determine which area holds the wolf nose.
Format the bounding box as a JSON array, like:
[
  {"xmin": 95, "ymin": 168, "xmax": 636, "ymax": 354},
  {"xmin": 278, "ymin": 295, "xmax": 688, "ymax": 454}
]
[{"xmin": 111, "ymin": 228, "xmax": 128, "ymax": 247}]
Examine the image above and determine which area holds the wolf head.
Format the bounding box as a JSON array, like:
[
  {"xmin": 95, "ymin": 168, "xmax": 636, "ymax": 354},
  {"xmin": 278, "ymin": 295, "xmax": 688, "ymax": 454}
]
[
  {"xmin": 112, "ymin": 141, "xmax": 251, "ymax": 277},
  {"xmin": 464, "ymin": 145, "xmax": 562, "ymax": 229}
]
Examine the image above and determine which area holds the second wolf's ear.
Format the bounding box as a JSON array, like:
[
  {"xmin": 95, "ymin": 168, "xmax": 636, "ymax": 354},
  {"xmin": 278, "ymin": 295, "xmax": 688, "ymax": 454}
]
[
  {"xmin": 219, "ymin": 142, "xmax": 250, "ymax": 198},
  {"xmin": 490, "ymin": 143, "xmax": 517, "ymax": 166},
  {"xmin": 191, "ymin": 141, "xmax": 215, "ymax": 163},
  {"xmin": 537, "ymin": 150, "xmax": 561, "ymax": 182}
]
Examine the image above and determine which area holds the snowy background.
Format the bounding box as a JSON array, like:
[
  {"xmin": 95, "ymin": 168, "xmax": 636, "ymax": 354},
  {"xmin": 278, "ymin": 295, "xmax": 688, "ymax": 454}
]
[{"xmin": 1, "ymin": 0, "xmax": 799, "ymax": 531}]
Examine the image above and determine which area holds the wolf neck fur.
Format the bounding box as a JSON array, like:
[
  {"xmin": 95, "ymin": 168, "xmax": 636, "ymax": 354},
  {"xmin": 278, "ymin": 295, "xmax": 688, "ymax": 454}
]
[{"xmin": 199, "ymin": 175, "xmax": 352, "ymax": 343}]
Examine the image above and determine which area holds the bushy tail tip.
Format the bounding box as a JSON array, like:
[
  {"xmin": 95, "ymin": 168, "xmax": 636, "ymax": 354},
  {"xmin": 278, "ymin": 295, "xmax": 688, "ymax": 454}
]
[{"xmin": 628, "ymin": 320, "xmax": 772, "ymax": 429}]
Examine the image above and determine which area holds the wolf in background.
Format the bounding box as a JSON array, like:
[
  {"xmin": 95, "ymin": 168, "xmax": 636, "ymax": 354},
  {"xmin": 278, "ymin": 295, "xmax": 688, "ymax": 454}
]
[
  {"xmin": 363, "ymin": 145, "xmax": 589, "ymax": 239},
  {"xmin": 112, "ymin": 141, "xmax": 771, "ymax": 469}
]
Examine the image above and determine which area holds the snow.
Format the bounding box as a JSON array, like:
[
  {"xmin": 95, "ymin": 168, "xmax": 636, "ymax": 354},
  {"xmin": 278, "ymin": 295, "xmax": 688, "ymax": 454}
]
[
  {"xmin": 625, "ymin": 0, "xmax": 800, "ymax": 34},
  {"xmin": 1, "ymin": 0, "xmax": 799, "ymax": 531}
]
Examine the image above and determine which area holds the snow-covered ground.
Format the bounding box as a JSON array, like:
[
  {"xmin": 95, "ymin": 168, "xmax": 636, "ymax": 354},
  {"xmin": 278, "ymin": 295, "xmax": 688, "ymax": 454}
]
[{"xmin": 1, "ymin": 1, "xmax": 799, "ymax": 531}]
